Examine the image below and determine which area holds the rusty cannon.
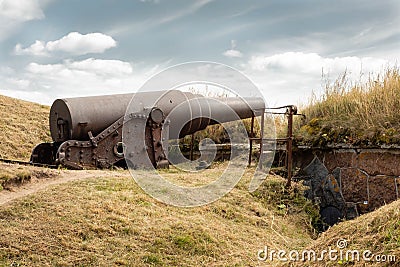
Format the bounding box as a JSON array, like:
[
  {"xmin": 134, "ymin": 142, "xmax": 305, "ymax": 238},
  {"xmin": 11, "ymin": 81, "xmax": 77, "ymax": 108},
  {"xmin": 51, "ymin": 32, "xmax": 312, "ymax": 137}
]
[{"xmin": 31, "ymin": 90, "xmax": 265, "ymax": 169}]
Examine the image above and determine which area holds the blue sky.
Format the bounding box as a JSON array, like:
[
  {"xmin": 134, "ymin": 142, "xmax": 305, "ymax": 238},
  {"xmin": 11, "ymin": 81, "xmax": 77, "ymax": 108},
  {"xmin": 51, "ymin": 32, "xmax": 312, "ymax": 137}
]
[{"xmin": 0, "ymin": 0, "xmax": 399, "ymax": 106}]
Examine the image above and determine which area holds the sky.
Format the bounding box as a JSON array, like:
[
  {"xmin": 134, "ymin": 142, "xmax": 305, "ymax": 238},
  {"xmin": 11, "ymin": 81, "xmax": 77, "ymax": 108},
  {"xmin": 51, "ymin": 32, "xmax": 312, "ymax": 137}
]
[{"xmin": 0, "ymin": 0, "xmax": 399, "ymax": 107}]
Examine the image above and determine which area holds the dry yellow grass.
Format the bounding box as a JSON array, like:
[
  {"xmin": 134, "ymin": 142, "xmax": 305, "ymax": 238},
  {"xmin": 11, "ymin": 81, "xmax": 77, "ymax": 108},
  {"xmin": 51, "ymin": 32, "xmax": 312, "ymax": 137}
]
[
  {"xmin": 291, "ymin": 199, "xmax": 400, "ymax": 266},
  {"xmin": 1, "ymin": 92, "xmax": 399, "ymax": 266},
  {"xmin": 297, "ymin": 67, "xmax": 400, "ymax": 146},
  {"xmin": 0, "ymin": 94, "xmax": 316, "ymax": 266},
  {"xmin": 0, "ymin": 95, "xmax": 51, "ymax": 160},
  {"xmin": 0, "ymin": 163, "xmax": 316, "ymax": 266},
  {"xmin": 0, "ymin": 163, "xmax": 58, "ymax": 191},
  {"xmin": 1, "ymin": 158, "xmax": 399, "ymax": 266}
]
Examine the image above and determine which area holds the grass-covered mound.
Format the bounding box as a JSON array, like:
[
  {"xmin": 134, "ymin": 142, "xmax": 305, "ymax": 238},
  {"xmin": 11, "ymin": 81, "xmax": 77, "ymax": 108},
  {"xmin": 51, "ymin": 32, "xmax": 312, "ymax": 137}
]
[
  {"xmin": 296, "ymin": 68, "xmax": 400, "ymax": 147},
  {"xmin": 293, "ymin": 198, "xmax": 400, "ymax": 266},
  {"xmin": 0, "ymin": 95, "xmax": 51, "ymax": 160},
  {"xmin": 0, "ymin": 164, "xmax": 318, "ymax": 266}
]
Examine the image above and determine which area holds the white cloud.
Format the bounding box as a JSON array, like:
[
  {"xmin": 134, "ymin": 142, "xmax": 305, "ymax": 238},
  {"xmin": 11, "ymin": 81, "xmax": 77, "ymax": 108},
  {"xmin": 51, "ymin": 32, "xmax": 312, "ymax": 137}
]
[
  {"xmin": 15, "ymin": 40, "xmax": 48, "ymax": 56},
  {"xmin": 248, "ymin": 52, "xmax": 388, "ymax": 78},
  {"xmin": 27, "ymin": 58, "xmax": 132, "ymax": 76},
  {"xmin": 0, "ymin": 0, "xmax": 49, "ymax": 40},
  {"xmin": 67, "ymin": 58, "xmax": 132, "ymax": 75},
  {"xmin": 46, "ymin": 32, "xmax": 117, "ymax": 54},
  {"xmin": 223, "ymin": 49, "xmax": 243, "ymax": 58},
  {"xmin": 0, "ymin": 0, "xmax": 45, "ymax": 21},
  {"xmin": 223, "ymin": 39, "xmax": 243, "ymax": 58},
  {"xmin": 15, "ymin": 32, "xmax": 117, "ymax": 56},
  {"xmin": 244, "ymin": 52, "xmax": 391, "ymax": 107},
  {"xmin": 0, "ymin": 58, "xmax": 148, "ymax": 104}
]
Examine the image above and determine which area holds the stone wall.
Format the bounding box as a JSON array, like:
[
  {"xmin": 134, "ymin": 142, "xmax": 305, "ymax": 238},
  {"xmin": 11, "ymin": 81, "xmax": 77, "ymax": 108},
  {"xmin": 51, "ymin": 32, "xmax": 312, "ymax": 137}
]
[{"xmin": 295, "ymin": 148, "xmax": 400, "ymax": 217}]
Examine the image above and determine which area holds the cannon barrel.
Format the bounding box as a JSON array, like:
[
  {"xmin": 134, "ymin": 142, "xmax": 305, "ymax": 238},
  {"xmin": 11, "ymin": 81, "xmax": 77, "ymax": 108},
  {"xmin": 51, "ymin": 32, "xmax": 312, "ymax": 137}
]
[
  {"xmin": 168, "ymin": 96, "xmax": 265, "ymax": 138},
  {"xmin": 32, "ymin": 90, "xmax": 266, "ymax": 169},
  {"xmin": 50, "ymin": 93, "xmax": 133, "ymax": 142},
  {"xmin": 50, "ymin": 90, "xmax": 265, "ymax": 142}
]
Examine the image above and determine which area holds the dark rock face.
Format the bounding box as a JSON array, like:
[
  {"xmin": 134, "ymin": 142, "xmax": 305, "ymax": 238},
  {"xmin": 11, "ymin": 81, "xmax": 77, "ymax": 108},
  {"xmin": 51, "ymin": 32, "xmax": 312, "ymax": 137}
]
[{"xmin": 295, "ymin": 148, "xmax": 400, "ymax": 223}]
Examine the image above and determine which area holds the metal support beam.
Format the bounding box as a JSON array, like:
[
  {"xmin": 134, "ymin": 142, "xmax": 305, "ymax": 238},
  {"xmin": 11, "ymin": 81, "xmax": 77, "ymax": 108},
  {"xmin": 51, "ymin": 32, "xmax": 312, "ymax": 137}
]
[
  {"xmin": 285, "ymin": 106, "xmax": 294, "ymax": 188},
  {"xmin": 259, "ymin": 109, "xmax": 265, "ymax": 170},
  {"xmin": 248, "ymin": 115, "xmax": 255, "ymax": 166},
  {"xmin": 190, "ymin": 133, "xmax": 195, "ymax": 161}
]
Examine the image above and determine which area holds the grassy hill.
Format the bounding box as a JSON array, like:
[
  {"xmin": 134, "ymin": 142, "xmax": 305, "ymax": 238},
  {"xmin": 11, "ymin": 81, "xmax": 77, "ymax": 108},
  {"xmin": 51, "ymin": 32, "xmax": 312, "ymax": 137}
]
[
  {"xmin": 0, "ymin": 94, "xmax": 52, "ymax": 190},
  {"xmin": 0, "ymin": 94, "xmax": 51, "ymax": 161}
]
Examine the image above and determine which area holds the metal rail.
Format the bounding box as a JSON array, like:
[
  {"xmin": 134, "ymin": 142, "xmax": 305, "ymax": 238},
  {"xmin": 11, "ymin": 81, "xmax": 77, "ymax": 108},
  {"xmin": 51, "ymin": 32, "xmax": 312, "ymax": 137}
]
[
  {"xmin": 248, "ymin": 105, "xmax": 304, "ymax": 187},
  {"xmin": 0, "ymin": 158, "xmax": 59, "ymax": 169}
]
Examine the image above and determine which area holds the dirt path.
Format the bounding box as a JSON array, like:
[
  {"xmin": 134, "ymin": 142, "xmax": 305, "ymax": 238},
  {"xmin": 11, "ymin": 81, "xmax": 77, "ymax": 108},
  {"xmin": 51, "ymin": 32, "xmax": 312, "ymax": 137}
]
[{"xmin": 0, "ymin": 169, "xmax": 130, "ymax": 206}]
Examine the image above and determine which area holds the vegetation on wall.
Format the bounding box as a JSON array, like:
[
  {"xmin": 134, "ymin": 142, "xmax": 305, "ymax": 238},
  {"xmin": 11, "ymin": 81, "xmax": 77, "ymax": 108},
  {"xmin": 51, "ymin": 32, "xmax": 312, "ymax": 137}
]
[{"xmin": 295, "ymin": 67, "xmax": 400, "ymax": 147}]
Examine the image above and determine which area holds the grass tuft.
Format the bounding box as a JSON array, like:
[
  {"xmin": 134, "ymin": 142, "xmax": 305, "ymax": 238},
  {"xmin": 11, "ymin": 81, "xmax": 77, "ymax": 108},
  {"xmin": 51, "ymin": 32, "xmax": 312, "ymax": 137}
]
[{"xmin": 296, "ymin": 67, "xmax": 400, "ymax": 146}]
